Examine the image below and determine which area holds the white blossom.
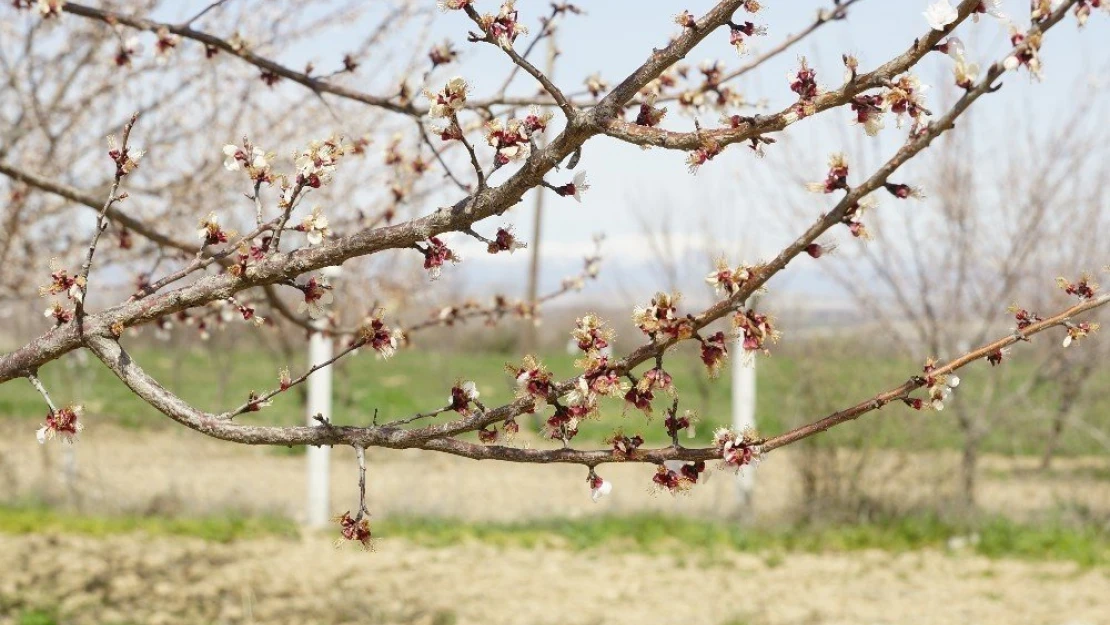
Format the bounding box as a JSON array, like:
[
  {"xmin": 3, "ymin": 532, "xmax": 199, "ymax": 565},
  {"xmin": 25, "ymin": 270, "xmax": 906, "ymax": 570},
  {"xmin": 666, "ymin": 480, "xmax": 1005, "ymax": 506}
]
[
  {"xmin": 923, "ymin": 0, "xmax": 958, "ymax": 31},
  {"xmin": 590, "ymin": 478, "xmax": 612, "ymax": 502},
  {"xmin": 300, "ymin": 206, "xmax": 331, "ymax": 245},
  {"xmin": 569, "ymin": 171, "xmax": 589, "ymax": 202},
  {"xmin": 426, "ymin": 77, "xmax": 469, "ymax": 119},
  {"xmin": 461, "ymin": 380, "xmax": 479, "ymax": 400}
]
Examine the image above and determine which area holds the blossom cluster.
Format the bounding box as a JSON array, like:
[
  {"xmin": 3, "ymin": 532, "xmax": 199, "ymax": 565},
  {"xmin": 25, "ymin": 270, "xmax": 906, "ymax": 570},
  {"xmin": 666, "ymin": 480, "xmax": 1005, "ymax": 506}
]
[
  {"xmin": 713, "ymin": 427, "xmax": 761, "ymax": 470},
  {"xmin": 485, "ymin": 111, "xmax": 549, "ymax": 167},
  {"xmin": 698, "ymin": 331, "xmax": 729, "ymax": 378},
  {"xmin": 354, "ymin": 313, "xmax": 404, "ymax": 359},
  {"xmin": 509, "ymin": 355, "xmax": 555, "ymax": 405},
  {"xmin": 1004, "ymin": 29, "xmax": 1044, "ymax": 79},
  {"xmin": 632, "ymin": 292, "xmax": 693, "ymax": 340},
  {"xmin": 664, "ymin": 409, "xmax": 697, "ymax": 440},
  {"xmin": 1063, "ymin": 322, "xmax": 1100, "ymax": 348},
  {"xmin": 788, "ymin": 57, "xmax": 820, "ymax": 118},
  {"xmin": 223, "ymin": 141, "xmax": 274, "ymax": 183},
  {"xmin": 733, "ymin": 308, "xmax": 780, "ymax": 355},
  {"xmin": 39, "ymin": 260, "xmax": 84, "ymax": 325},
  {"xmin": 672, "ymin": 62, "xmax": 753, "ymax": 113},
  {"xmin": 624, "ymin": 366, "xmax": 675, "ymax": 416},
  {"xmin": 567, "ymin": 355, "xmax": 629, "ymax": 418},
  {"xmin": 425, "ymin": 77, "xmax": 469, "ymax": 119},
  {"xmin": 421, "ymin": 236, "xmax": 459, "ymax": 279},
  {"xmin": 197, "ymin": 212, "xmax": 235, "ymax": 247},
  {"xmin": 107, "ymin": 134, "xmax": 144, "ymax": 177},
  {"xmin": 36, "ymin": 405, "xmax": 83, "ymax": 444},
  {"xmin": 334, "ymin": 511, "xmax": 373, "ymax": 549},
  {"xmin": 294, "ymin": 137, "xmax": 347, "ymax": 189},
  {"xmin": 1008, "ymin": 304, "xmax": 1043, "ymax": 330},
  {"xmin": 478, "ymin": 1, "xmax": 528, "ymax": 47},
  {"xmin": 807, "ymin": 153, "xmax": 850, "ymax": 194},
  {"xmin": 652, "ymin": 460, "xmax": 708, "ymax": 493},
  {"xmin": 571, "ymin": 314, "xmax": 614, "ymax": 354},
  {"xmin": 297, "ymin": 276, "xmax": 334, "ymax": 319},
  {"xmin": 39, "ymin": 260, "xmax": 84, "ymax": 303},
  {"xmin": 908, "ymin": 357, "xmax": 960, "ymax": 411},
  {"xmin": 448, "ymin": 381, "xmax": 481, "ymax": 416},
  {"xmin": 705, "ymin": 258, "xmax": 753, "ymax": 296},
  {"xmin": 608, "ymin": 431, "xmax": 644, "ymax": 458},
  {"xmin": 487, "ymin": 226, "xmax": 526, "ymax": 254},
  {"xmin": 1058, "ymin": 274, "xmax": 1099, "ymax": 300},
  {"xmin": 883, "ymin": 74, "xmax": 928, "ymax": 128}
]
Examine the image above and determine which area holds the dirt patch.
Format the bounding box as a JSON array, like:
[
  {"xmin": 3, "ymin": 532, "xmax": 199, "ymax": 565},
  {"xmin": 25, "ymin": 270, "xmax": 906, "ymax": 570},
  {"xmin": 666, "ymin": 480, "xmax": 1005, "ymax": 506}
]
[
  {"xmin": 4, "ymin": 425, "xmax": 1110, "ymax": 624},
  {"xmin": 1, "ymin": 532, "xmax": 1107, "ymax": 625}
]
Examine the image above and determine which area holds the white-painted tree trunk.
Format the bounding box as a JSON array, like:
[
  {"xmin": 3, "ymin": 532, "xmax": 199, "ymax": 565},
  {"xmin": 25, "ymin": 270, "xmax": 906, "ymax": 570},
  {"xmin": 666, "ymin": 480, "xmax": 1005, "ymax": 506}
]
[
  {"xmin": 305, "ymin": 268, "xmax": 340, "ymax": 528},
  {"xmin": 305, "ymin": 322, "xmax": 332, "ymax": 527},
  {"xmin": 731, "ymin": 344, "xmax": 756, "ymax": 513}
]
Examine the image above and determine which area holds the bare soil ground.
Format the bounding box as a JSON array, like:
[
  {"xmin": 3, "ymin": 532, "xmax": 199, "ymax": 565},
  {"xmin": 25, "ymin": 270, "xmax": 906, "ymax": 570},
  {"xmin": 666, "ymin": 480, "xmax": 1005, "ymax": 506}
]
[
  {"xmin": 2, "ymin": 532, "xmax": 1108, "ymax": 625},
  {"xmin": 2, "ymin": 424, "xmax": 1110, "ymax": 625}
]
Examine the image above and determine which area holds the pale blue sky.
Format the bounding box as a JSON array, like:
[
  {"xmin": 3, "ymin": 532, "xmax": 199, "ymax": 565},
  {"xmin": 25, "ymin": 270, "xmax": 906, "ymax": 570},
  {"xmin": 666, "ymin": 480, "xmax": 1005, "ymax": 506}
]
[
  {"xmin": 428, "ymin": 1, "xmax": 1105, "ymax": 305},
  {"xmin": 154, "ymin": 1, "xmax": 1108, "ymax": 306}
]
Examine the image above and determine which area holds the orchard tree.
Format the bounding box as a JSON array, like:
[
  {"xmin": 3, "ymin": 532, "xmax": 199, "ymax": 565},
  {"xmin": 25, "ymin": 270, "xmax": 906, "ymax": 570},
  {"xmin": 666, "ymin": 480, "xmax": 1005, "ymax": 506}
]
[{"xmin": 1, "ymin": 0, "xmax": 1108, "ymax": 546}]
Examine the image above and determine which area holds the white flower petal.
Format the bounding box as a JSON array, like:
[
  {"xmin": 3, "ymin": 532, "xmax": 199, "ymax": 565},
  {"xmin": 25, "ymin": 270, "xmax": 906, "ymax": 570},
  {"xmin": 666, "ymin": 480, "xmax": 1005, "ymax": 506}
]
[
  {"xmin": 923, "ymin": 0, "xmax": 958, "ymax": 30},
  {"xmin": 591, "ymin": 479, "xmax": 613, "ymax": 502},
  {"xmin": 462, "ymin": 381, "xmax": 480, "ymax": 400}
]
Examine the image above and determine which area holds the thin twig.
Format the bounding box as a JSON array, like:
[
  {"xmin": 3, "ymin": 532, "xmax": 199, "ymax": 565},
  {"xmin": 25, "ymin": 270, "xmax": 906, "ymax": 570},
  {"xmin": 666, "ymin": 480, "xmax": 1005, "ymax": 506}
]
[
  {"xmin": 26, "ymin": 372, "xmax": 58, "ymax": 415},
  {"xmin": 75, "ymin": 112, "xmax": 139, "ymax": 321},
  {"xmin": 220, "ymin": 334, "xmax": 366, "ymax": 419},
  {"xmin": 354, "ymin": 445, "xmax": 369, "ymax": 519},
  {"xmin": 450, "ymin": 112, "xmax": 486, "ymax": 190},
  {"xmin": 463, "ymin": 5, "xmax": 575, "ymax": 118},
  {"xmin": 415, "ymin": 119, "xmax": 470, "ymax": 192},
  {"xmin": 180, "ymin": 0, "xmax": 234, "ymax": 27}
]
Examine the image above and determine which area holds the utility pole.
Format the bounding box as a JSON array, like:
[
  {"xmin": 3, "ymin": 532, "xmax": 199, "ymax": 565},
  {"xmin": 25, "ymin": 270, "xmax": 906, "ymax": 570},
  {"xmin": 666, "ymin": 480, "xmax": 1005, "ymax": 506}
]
[
  {"xmin": 521, "ymin": 34, "xmax": 557, "ymax": 354},
  {"xmin": 732, "ymin": 350, "xmax": 756, "ymax": 512},
  {"xmin": 305, "ymin": 265, "xmax": 340, "ymax": 528}
]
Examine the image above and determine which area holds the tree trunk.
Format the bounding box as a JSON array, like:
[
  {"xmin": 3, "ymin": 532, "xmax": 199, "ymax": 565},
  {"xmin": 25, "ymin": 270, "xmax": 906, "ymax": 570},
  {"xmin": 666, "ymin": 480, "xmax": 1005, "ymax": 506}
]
[
  {"xmin": 954, "ymin": 408, "xmax": 979, "ymax": 510},
  {"xmin": 1041, "ymin": 377, "xmax": 1082, "ymax": 470},
  {"xmin": 1040, "ymin": 410, "xmax": 1066, "ymax": 471},
  {"xmin": 960, "ymin": 436, "xmax": 978, "ymax": 510}
]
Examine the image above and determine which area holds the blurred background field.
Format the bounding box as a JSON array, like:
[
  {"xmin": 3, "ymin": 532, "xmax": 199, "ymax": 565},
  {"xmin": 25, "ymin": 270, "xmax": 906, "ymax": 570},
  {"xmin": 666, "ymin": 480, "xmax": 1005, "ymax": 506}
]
[
  {"xmin": 5, "ymin": 335, "xmax": 1110, "ymax": 455},
  {"xmin": 1, "ymin": 0, "xmax": 1109, "ymax": 622},
  {"xmin": 4, "ymin": 334, "xmax": 1110, "ymax": 625}
]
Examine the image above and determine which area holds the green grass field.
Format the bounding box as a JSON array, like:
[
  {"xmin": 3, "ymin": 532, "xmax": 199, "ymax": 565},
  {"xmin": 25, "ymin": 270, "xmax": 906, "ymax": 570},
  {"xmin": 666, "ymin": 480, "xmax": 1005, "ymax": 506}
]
[
  {"xmin": 2, "ymin": 342, "xmax": 1107, "ymax": 455},
  {"xmin": 0, "ymin": 504, "xmax": 299, "ymax": 543},
  {"xmin": 1, "ymin": 504, "xmax": 1107, "ymax": 566},
  {"xmin": 376, "ymin": 512, "xmax": 1110, "ymax": 566}
]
